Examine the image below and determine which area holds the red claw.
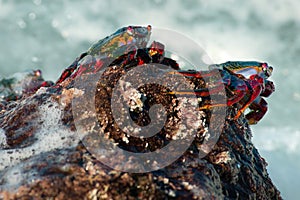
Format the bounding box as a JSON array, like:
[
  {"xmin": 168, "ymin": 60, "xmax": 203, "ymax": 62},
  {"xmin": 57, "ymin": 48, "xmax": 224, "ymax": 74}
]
[{"xmin": 261, "ymin": 80, "xmax": 275, "ymax": 97}]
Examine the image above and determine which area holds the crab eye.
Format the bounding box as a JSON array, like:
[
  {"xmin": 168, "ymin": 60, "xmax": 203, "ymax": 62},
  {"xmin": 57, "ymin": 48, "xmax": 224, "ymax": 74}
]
[
  {"xmin": 261, "ymin": 63, "xmax": 268, "ymax": 70},
  {"xmin": 126, "ymin": 26, "xmax": 134, "ymax": 35}
]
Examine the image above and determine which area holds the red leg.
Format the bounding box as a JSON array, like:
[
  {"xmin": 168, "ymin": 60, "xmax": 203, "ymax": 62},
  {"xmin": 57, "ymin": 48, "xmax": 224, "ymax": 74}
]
[
  {"xmin": 233, "ymin": 77, "xmax": 263, "ymax": 120},
  {"xmin": 261, "ymin": 80, "xmax": 275, "ymax": 97},
  {"xmin": 56, "ymin": 53, "xmax": 87, "ymax": 84},
  {"xmin": 245, "ymin": 97, "xmax": 268, "ymax": 124},
  {"xmin": 169, "ymin": 69, "xmax": 245, "ymax": 109},
  {"xmin": 169, "ymin": 83, "xmax": 223, "ymax": 97},
  {"xmin": 170, "ymin": 69, "xmax": 221, "ymax": 79}
]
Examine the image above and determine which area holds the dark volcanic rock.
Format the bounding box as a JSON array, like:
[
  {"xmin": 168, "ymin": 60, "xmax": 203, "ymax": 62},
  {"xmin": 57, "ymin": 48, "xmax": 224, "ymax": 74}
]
[{"xmin": 0, "ymin": 61, "xmax": 281, "ymax": 200}]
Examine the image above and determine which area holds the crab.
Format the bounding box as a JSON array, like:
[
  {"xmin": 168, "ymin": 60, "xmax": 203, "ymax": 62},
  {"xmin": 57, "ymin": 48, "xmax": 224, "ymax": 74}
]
[
  {"xmin": 54, "ymin": 25, "xmax": 274, "ymax": 125},
  {"xmin": 55, "ymin": 25, "xmax": 179, "ymax": 85},
  {"xmin": 171, "ymin": 61, "xmax": 275, "ymax": 124},
  {"xmin": 55, "ymin": 25, "xmax": 152, "ymax": 84},
  {"xmin": 0, "ymin": 69, "xmax": 53, "ymax": 102}
]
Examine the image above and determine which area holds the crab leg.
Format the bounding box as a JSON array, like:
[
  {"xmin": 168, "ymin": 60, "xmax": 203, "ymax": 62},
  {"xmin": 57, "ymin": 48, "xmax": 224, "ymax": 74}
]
[
  {"xmin": 245, "ymin": 97, "xmax": 268, "ymax": 124},
  {"xmin": 233, "ymin": 76, "xmax": 263, "ymax": 120},
  {"xmin": 168, "ymin": 69, "xmax": 266, "ymax": 121},
  {"xmin": 169, "ymin": 85, "xmax": 246, "ymax": 110},
  {"xmin": 169, "ymin": 82, "xmax": 223, "ymax": 96},
  {"xmin": 56, "ymin": 53, "xmax": 87, "ymax": 84},
  {"xmin": 168, "ymin": 69, "xmax": 245, "ymax": 109},
  {"xmin": 169, "ymin": 69, "xmax": 221, "ymax": 79}
]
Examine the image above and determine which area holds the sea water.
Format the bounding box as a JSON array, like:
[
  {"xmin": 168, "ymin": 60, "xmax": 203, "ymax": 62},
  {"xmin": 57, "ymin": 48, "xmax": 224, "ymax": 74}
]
[{"xmin": 1, "ymin": 0, "xmax": 299, "ymax": 198}]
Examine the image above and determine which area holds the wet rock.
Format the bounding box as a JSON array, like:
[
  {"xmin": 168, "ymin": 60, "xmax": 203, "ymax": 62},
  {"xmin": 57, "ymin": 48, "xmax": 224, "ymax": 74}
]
[{"xmin": 0, "ymin": 63, "xmax": 281, "ymax": 199}]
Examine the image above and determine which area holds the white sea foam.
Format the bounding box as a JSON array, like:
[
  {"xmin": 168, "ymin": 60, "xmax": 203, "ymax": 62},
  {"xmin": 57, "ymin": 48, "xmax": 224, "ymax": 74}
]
[
  {"xmin": 0, "ymin": 99, "xmax": 79, "ymax": 191},
  {"xmin": 0, "ymin": 129, "xmax": 7, "ymax": 149},
  {"xmin": 0, "ymin": 100, "xmax": 79, "ymax": 172}
]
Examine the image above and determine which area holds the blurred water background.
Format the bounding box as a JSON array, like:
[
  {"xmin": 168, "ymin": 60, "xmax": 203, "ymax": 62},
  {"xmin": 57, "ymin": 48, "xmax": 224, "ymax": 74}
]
[{"xmin": 1, "ymin": 0, "xmax": 299, "ymax": 198}]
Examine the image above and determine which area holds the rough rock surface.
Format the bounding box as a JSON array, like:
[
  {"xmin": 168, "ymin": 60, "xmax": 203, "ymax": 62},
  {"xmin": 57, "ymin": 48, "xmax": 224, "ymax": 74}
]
[{"xmin": 0, "ymin": 65, "xmax": 281, "ymax": 199}]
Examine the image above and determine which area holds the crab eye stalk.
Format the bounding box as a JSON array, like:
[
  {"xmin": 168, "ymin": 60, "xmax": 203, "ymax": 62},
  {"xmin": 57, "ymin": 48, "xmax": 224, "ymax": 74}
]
[
  {"xmin": 147, "ymin": 25, "xmax": 152, "ymax": 31},
  {"xmin": 33, "ymin": 69, "xmax": 42, "ymax": 77}
]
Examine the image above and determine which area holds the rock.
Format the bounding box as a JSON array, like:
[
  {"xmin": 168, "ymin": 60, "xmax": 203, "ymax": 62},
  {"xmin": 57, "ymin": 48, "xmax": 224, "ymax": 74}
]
[
  {"xmin": 0, "ymin": 25, "xmax": 281, "ymax": 199},
  {"xmin": 0, "ymin": 64, "xmax": 281, "ymax": 200}
]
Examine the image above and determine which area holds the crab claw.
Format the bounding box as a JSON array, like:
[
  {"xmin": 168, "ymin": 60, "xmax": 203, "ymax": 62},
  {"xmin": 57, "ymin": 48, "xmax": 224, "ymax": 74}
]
[
  {"xmin": 246, "ymin": 97, "xmax": 268, "ymax": 125},
  {"xmin": 261, "ymin": 80, "xmax": 275, "ymax": 97}
]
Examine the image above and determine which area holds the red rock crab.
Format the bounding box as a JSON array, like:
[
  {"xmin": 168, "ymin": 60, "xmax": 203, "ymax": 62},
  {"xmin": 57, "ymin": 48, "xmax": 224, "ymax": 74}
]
[
  {"xmin": 0, "ymin": 70, "xmax": 53, "ymax": 102},
  {"xmin": 172, "ymin": 61, "xmax": 275, "ymax": 124}
]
